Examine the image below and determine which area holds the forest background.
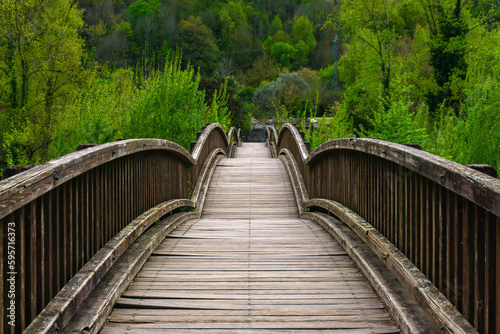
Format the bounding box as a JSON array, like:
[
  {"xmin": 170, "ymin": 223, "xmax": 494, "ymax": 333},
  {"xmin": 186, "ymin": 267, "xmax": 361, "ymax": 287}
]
[{"xmin": 1, "ymin": 0, "xmax": 499, "ymax": 176}]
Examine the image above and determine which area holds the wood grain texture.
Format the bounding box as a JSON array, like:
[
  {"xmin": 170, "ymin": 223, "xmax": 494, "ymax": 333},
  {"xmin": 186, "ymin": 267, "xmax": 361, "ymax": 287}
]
[{"xmin": 100, "ymin": 143, "xmax": 400, "ymax": 334}]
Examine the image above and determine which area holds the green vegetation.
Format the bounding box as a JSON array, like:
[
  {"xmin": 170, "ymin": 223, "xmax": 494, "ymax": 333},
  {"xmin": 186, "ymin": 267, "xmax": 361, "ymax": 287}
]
[{"xmin": 1, "ymin": 0, "xmax": 499, "ymax": 175}]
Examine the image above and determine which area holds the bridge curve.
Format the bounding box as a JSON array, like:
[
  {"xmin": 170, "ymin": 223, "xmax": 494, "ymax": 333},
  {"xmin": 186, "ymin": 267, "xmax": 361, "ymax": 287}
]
[
  {"xmin": 0, "ymin": 124, "xmax": 241, "ymax": 333},
  {"xmin": 1, "ymin": 122, "xmax": 499, "ymax": 333},
  {"xmin": 69, "ymin": 143, "xmax": 410, "ymax": 333},
  {"xmin": 269, "ymin": 123, "xmax": 500, "ymax": 334}
]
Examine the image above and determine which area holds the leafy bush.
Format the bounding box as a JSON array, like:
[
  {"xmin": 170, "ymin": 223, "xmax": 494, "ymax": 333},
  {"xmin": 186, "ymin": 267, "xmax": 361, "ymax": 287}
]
[
  {"xmin": 124, "ymin": 53, "xmax": 230, "ymax": 149},
  {"xmin": 49, "ymin": 67, "xmax": 134, "ymax": 158},
  {"xmin": 253, "ymin": 72, "xmax": 309, "ymax": 117}
]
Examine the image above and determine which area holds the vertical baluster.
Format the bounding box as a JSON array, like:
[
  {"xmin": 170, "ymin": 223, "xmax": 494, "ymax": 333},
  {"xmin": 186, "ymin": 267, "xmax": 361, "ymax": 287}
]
[
  {"xmin": 18, "ymin": 208, "xmax": 26, "ymax": 330},
  {"xmin": 437, "ymin": 185, "xmax": 444, "ymax": 292},
  {"xmin": 69, "ymin": 180, "xmax": 75, "ymax": 279},
  {"xmin": 373, "ymin": 156, "xmax": 377, "ymax": 227},
  {"xmin": 453, "ymin": 193, "xmax": 462, "ymax": 311},
  {"xmin": 39, "ymin": 198, "xmax": 45, "ymax": 310},
  {"xmin": 462, "ymin": 199, "xmax": 473, "ymax": 321},
  {"xmin": 55, "ymin": 186, "xmax": 61, "ymax": 293},
  {"xmin": 74, "ymin": 177, "xmax": 79, "ymax": 273},
  {"xmin": 89, "ymin": 170, "xmax": 94, "ymax": 259},
  {"xmin": 134, "ymin": 154, "xmax": 138, "ymax": 218},
  {"xmin": 118, "ymin": 158, "xmax": 123, "ymax": 230},
  {"xmin": 29, "ymin": 202, "xmax": 37, "ymax": 320},
  {"xmin": 85, "ymin": 172, "xmax": 89, "ymax": 263},
  {"xmin": 495, "ymin": 214, "xmax": 500, "ymax": 334},
  {"xmin": 415, "ymin": 174, "xmax": 421, "ymax": 269},
  {"xmin": 362, "ymin": 153, "xmax": 365, "ymax": 221},
  {"xmin": 147, "ymin": 153, "xmax": 151, "ymax": 208},
  {"xmin": 140, "ymin": 154, "xmax": 145, "ymax": 214},
  {"xmin": 403, "ymin": 169, "xmax": 409, "ymax": 258},
  {"xmin": 398, "ymin": 166, "xmax": 404, "ymax": 251},
  {"xmin": 484, "ymin": 212, "xmax": 495, "ymax": 333},
  {"xmin": 422, "ymin": 178, "xmax": 432, "ymax": 277},
  {"xmin": 441, "ymin": 191, "xmax": 457, "ymax": 298},
  {"xmin": 375, "ymin": 156, "xmax": 379, "ymax": 230},
  {"xmin": 108, "ymin": 161, "xmax": 113, "ymax": 238},
  {"xmin": 117, "ymin": 159, "xmax": 121, "ymax": 230},
  {"xmin": 390, "ymin": 161, "xmax": 395, "ymax": 244},
  {"xmin": 431, "ymin": 182, "xmax": 438, "ymax": 286},
  {"xmin": 391, "ymin": 162, "xmax": 396, "ymax": 246},
  {"xmin": 130, "ymin": 155, "xmax": 134, "ymax": 218},
  {"xmin": 79, "ymin": 175, "xmax": 84, "ymax": 269},
  {"xmin": 114, "ymin": 159, "xmax": 118, "ymax": 232},
  {"xmin": 408, "ymin": 173, "xmax": 413, "ymax": 262},
  {"xmin": 62, "ymin": 183, "xmax": 68, "ymax": 286},
  {"xmin": 474, "ymin": 204, "xmax": 486, "ymax": 333},
  {"xmin": 97, "ymin": 166, "xmax": 102, "ymax": 250},
  {"xmin": 47, "ymin": 193, "xmax": 54, "ymax": 304},
  {"xmin": 111, "ymin": 160, "xmax": 115, "ymax": 236},
  {"xmin": 154, "ymin": 152, "xmax": 158, "ymax": 204}
]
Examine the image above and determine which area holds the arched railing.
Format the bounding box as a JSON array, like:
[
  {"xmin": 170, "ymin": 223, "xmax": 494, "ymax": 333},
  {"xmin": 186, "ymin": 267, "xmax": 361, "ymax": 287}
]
[
  {"xmin": 0, "ymin": 124, "xmax": 237, "ymax": 333},
  {"xmin": 268, "ymin": 123, "xmax": 500, "ymax": 334},
  {"xmin": 227, "ymin": 127, "xmax": 242, "ymax": 158}
]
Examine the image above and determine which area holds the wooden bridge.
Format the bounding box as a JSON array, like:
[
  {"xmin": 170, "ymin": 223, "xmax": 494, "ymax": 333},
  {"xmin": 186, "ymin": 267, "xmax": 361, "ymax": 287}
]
[{"xmin": 0, "ymin": 123, "xmax": 499, "ymax": 333}]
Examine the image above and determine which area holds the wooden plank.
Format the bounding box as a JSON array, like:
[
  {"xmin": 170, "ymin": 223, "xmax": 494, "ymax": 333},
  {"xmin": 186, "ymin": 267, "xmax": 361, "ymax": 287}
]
[{"xmin": 101, "ymin": 328, "xmax": 400, "ymax": 334}]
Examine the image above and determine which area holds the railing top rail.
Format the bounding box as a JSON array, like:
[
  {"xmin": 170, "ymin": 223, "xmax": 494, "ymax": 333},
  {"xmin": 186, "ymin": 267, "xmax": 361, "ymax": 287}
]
[
  {"xmin": 277, "ymin": 123, "xmax": 309, "ymax": 162},
  {"xmin": 227, "ymin": 127, "xmax": 241, "ymax": 145},
  {"xmin": 237, "ymin": 128, "xmax": 242, "ymax": 142},
  {"xmin": 267, "ymin": 126, "xmax": 279, "ymax": 143},
  {"xmin": 191, "ymin": 123, "xmax": 230, "ymax": 161},
  {"xmin": 0, "ymin": 139, "xmax": 193, "ymax": 220},
  {"xmin": 307, "ymin": 138, "xmax": 500, "ymax": 216},
  {"xmin": 272, "ymin": 123, "xmax": 500, "ymax": 216}
]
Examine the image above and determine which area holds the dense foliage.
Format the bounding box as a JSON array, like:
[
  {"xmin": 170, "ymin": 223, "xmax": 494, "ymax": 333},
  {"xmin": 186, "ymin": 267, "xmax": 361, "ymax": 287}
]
[{"xmin": 0, "ymin": 0, "xmax": 499, "ymax": 175}]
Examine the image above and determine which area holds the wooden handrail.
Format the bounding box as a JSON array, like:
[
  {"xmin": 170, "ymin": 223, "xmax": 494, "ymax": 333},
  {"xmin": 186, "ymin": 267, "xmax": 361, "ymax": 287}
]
[
  {"xmin": 269, "ymin": 123, "xmax": 500, "ymax": 334},
  {"xmin": 307, "ymin": 138, "xmax": 500, "ymax": 217},
  {"xmin": 227, "ymin": 127, "xmax": 242, "ymax": 157},
  {"xmin": 265, "ymin": 126, "xmax": 279, "ymax": 158},
  {"xmin": 0, "ymin": 123, "xmax": 236, "ymax": 333}
]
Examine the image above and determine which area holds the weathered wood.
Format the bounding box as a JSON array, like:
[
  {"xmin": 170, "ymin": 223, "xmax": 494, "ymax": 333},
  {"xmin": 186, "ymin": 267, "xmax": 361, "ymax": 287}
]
[
  {"xmin": 306, "ymin": 138, "xmax": 500, "ymax": 217},
  {"xmin": 278, "ymin": 144, "xmax": 441, "ymax": 333},
  {"xmin": 100, "ymin": 143, "xmax": 401, "ymax": 334},
  {"xmin": 304, "ymin": 199, "xmax": 476, "ymax": 334},
  {"xmin": 465, "ymin": 164, "xmax": 498, "ymax": 178},
  {"xmin": 62, "ymin": 212, "xmax": 199, "ymax": 334},
  {"xmin": 271, "ymin": 122, "xmax": 500, "ymax": 334},
  {"xmin": 0, "ymin": 124, "xmax": 236, "ymax": 333},
  {"xmin": 1, "ymin": 165, "xmax": 33, "ymax": 180},
  {"xmin": 25, "ymin": 200, "xmax": 196, "ymax": 333},
  {"xmin": 0, "ymin": 139, "xmax": 194, "ymax": 218}
]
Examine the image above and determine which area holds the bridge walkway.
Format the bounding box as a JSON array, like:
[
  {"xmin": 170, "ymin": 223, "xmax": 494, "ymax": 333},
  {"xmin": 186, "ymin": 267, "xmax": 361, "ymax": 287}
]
[{"xmin": 100, "ymin": 143, "xmax": 400, "ymax": 333}]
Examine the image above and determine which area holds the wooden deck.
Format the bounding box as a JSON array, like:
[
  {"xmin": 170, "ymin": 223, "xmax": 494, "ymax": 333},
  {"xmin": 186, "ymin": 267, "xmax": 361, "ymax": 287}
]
[{"xmin": 100, "ymin": 143, "xmax": 400, "ymax": 333}]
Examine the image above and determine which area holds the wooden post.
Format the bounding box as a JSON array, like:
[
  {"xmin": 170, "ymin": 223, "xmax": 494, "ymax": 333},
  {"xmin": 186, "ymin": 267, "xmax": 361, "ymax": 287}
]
[{"xmin": 2, "ymin": 165, "xmax": 33, "ymax": 180}]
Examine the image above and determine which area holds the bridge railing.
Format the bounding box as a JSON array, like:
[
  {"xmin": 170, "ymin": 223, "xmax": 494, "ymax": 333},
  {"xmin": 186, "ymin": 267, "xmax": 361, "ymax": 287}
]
[
  {"xmin": 268, "ymin": 123, "xmax": 500, "ymax": 334},
  {"xmin": 0, "ymin": 124, "xmax": 237, "ymax": 333}
]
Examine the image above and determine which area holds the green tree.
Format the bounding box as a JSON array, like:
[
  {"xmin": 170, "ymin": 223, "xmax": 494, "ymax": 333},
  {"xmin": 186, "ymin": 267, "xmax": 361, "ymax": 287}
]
[
  {"xmin": 245, "ymin": 56, "xmax": 280, "ymax": 87},
  {"xmin": 126, "ymin": 0, "xmax": 161, "ymax": 61},
  {"xmin": 340, "ymin": 0, "xmax": 405, "ymax": 97},
  {"xmin": 0, "ymin": 0, "xmax": 85, "ymax": 166},
  {"xmin": 253, "ymin": 73, "xmax": 309, "ymax": 117},
  {"xmin": 178, "ymin": 16, "xmax": 220, "ymax": 75},
  {"xmin": 270, "ymin": 15, "xmax": 284, "ymax": 35},
  {"xmin": 420, "ymin": 0, "xmax": 469, "ymax": 114},
  {"xmin": 267, "ymin": 42, "xmax": 297, "ymax": 69},
  {"xmin": 290, "ymin": 16, "xmax": 317, "ymax": 57},
  {"xmin": 125, "ymin": 53, "xmax": 230, "ymax": 149}
]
